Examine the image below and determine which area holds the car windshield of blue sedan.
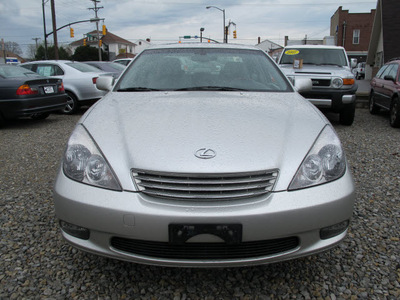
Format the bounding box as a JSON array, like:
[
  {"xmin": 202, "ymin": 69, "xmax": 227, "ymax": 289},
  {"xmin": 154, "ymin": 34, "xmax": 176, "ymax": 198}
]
[{"xmin": 116, "ymin": 48, "xmax": 292, "ymax": 92}]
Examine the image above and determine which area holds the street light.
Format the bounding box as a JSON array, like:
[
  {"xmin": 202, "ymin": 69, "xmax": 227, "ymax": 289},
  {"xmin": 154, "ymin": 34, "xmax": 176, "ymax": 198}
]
[
  {"xmin": 200, "ymin": 27, "xmax": 204, "ymax": 43},
  {"xmin": 206, "ymin": 6, "xmax": 226, "ymax": 43}
]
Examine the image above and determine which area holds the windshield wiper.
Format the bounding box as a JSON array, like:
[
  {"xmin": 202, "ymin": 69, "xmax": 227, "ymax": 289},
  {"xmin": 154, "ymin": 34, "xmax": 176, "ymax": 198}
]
[
  {"xmin": 117, "ymin": 87, "xmax": 161, "ymax": 92},
  {"xmin": 175, "ymin": 86, "xmax": 248, "ymax": 91}
]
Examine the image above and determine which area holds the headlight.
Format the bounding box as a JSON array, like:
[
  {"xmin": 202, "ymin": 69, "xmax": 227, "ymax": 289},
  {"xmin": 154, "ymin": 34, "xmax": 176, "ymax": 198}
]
[
  {"xmin": 63, "ymin": 125, "xmax": 122, "ymax": 191},
  {"xmin": 289, "ymin": 125, "xmax": 346, "ymax": 190},
  {"xmin": 332, "ymin": 77, "xmax": 343, "ymax": 88}
]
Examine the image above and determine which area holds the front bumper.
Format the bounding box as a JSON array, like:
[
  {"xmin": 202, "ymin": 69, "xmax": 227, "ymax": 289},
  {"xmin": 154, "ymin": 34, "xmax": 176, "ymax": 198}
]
[
  {"xmin": 53, "ymin": 169, "xmax": 355, "ymax": 267},
  {"xmin": 300, "ymin": 84, "xmax": 358, "ymax": 111}
]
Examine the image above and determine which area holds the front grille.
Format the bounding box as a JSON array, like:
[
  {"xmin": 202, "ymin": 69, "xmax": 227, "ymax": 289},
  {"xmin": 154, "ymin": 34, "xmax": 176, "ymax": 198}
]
[
  {"xmin": 111, "ymin": 237, "xmax": 299, "ymax": 260},
  {"xmin": 132, "ymin": 169, "xmax": 278, "ymax": 201},
  {"xmin": 311, "ymin": 79, "xmax": 331, "ymax": 87}
]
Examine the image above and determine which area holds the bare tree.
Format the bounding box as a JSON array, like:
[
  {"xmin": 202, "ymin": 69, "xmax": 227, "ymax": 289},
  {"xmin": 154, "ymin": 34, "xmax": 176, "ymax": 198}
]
[
  {"xmin": 27, "ymin": 44, "xmax": 37, "ymax": 60},
  {"xmin": 4, "ymin": 41, "xmax": 22, "ymax": 56}
]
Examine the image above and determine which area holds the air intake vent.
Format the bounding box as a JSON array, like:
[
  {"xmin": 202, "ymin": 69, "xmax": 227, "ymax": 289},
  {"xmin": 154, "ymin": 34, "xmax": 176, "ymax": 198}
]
[{"xmin": 132, "ymin": 169, "xmax": 278, "ymax": 201}]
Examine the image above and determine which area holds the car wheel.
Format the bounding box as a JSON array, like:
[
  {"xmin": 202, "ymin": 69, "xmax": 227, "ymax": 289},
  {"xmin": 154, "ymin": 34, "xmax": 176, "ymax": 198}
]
[
  {"xmin": 31, "ymin": 112, "xmax": 50, "ymax": 120},
  {"xmin": 62, "ymin": 92, "xmax": 79, "ymax": 114},
  {"xmin": 389, "ymin": 97, "xmax": 400, "ymax": 128},
  {"xmin": 339, "ymin": 104, "xmax": 355, "ymax": 126},
  {"xmin": 369, "ymin": 92, "xmax": 380, "ymax": 115}
]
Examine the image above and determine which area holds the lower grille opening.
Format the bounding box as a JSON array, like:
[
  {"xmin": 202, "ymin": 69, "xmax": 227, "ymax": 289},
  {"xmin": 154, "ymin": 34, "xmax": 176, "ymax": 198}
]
[{"xmin": 110, "ymin": 237, "xmax": 299, "ymax": 260}]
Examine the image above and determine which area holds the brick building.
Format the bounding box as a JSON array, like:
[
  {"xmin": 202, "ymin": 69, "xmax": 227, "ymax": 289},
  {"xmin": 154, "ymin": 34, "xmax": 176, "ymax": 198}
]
[
  {"xmin": 366, "ymin": 0, "xmax": 400, "ymax": 79},
  {"xmin": 330, "ymin": 6, "xmax": 375, "ymax": 63}
]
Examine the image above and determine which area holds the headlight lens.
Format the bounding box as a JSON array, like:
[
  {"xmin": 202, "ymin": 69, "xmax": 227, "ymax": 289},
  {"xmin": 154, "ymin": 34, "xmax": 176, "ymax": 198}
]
[
  {"xmin": 289, "ymin": 125, "xmax": 346, "ymax": 190},
  {"xmin": 63, "ymin": 125, "xmax": 121, "ymax": 191},
  {"xmin": 332, "ymin": 77, "xmax": 343, "ymax": 88}
]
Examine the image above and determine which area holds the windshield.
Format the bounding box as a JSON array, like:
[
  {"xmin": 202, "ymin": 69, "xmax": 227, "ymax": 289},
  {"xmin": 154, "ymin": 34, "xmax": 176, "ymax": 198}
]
[
  {"xmin": 66, "ymin": 62, "xmax": 103, "ymax": 73},
  {"xmin": 0, "ymin": 65, "xmax": 41, "ymax": 78},
  {"xmin": 280, "ymin": 48, "xmax": 348, "ymax": 67},
  {"xmin": 116, "ymin": 48, "xmax": 292, "ymax": 92}
]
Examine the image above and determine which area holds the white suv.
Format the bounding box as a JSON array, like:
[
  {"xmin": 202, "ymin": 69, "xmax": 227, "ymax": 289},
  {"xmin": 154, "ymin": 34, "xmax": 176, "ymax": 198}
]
[{"xmin": 278, "ymin": 45, "xmax": 357, "ymax": 125}]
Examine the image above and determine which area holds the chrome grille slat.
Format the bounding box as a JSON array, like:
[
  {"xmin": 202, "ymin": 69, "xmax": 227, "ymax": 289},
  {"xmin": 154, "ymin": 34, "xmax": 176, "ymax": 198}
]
[
  {"xmin": 138, "ymin": 181, "xmax": 274, "ymax": 192},
  {"xmin": 132, "ymin": 169, "xmax": 278, "ymax": 201}
]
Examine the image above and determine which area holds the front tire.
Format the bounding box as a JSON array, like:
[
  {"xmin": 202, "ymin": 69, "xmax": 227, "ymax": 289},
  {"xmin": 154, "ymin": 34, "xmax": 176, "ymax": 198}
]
[
  {"xmin": 369, "ymin": 91, "xmax": 380, "ymax": 114},
  {"xmin": 62, "ymin": 92, "xmax": 79, "ymax": 114},
  {"xmin": 339, "ymin": 104, "xmax": 355, "ymax": 126},
  {"xmin": 389, "ymin": 97, "xmax": 400, "ymax": 128}
]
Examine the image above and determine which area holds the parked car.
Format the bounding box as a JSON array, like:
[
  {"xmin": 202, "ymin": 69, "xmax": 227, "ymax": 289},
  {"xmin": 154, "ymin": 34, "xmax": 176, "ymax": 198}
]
[
  {"xmin": 278, "ymin": 45, "xmax": 357, "ymax": 126},
  {"xmin": 0, "ymin": 64, "xmax": 67, "ymax": 127},
  {"xmin": 369, "ymin": 58, "xmax": 400, "ymax": 127},
  {"xmin": 113, "ymin": 58, "xmax": 134, "ymax": 66},
  {"xmin": 83, "ymin": 61, "xmax": 125, "ymax": 79},
  {"xmin": 21, "ymin": 60, "xmax": 110, "ymax": 114},
  {"xmin": 54, "ymin": 43, "xmax": 355, "ymax": 267},
  {"xmin": 352, "ymin": 62, "xmax": 366, "ymax": 80}
]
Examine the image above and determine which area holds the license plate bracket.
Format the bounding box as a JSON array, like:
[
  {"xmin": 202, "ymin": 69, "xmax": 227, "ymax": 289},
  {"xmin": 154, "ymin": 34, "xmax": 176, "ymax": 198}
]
[
  {"xmin": 169, "ymin": 224, "xmax": 242, "ymax": 245},
  {"xmin": 44, "ymin": 86, "xmax": 54, "ymax": 94}
]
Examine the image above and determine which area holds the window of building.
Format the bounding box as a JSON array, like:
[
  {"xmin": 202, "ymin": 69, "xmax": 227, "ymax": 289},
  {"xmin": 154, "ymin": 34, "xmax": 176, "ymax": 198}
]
[{"xmin": 353, "ymin": 30, "xmax": 360, "ymax": 44}]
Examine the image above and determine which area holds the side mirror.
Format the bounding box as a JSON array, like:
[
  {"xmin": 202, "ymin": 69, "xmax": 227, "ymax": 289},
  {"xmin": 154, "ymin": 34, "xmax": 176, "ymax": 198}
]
[
  {"xmin": 384, "ymin": 75, "xmax": 395, "ymax": 82},
  {"xmin": 350, "ymin": 58, "xmax": 357, "ymax": 69},
  {"xmin": 96, "ymin": 76, "xmax": 114, "ymax": 91},
  {"xmin": 294, "ymin": 78, "xmax": 312, "ymax": 93}
]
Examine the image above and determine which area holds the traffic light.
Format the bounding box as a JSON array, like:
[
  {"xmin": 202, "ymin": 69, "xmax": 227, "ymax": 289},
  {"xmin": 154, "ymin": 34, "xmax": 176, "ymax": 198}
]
[
  {"xmin": 83, "ymin": 38, "xmax": 87, "ymax": 46},
  {"xmin": 99, "ymin": 39, "xmax": 102, "ymax": 47},
  {"xmin": 233, "ymin": 30, "xmax": 237, "ymax": 39},
  {"xmin": 70, "ymin": 27, "xmax": 74, "ymax": 38},
  {"xmin": 102, "ymin": 25, "xmax": 107, "ymax": 35}
]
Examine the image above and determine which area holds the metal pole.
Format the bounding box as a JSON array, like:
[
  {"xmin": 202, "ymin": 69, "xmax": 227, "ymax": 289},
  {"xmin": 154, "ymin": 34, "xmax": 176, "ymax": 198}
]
[
  {"xmin": 89, "ymin": 0, "xmax": 103, "ymax": 61},
  {"xmin": 42, "ymin": 0, "xmax": 48, "ymax": 59},
  {"xmin": 223, "ymin": 9, "xmax": 226, "ymax": 43},
  {"xmin": 50, "ymin": 0, "xmax": 59, "ymax": 59}
]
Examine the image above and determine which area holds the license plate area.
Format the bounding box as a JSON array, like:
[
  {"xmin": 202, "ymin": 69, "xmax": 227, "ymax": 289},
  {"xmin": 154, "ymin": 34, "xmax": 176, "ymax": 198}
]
[
  {"xmin": 44, "ymin": 86, "xmax": 55, "ymax": 94},
  {"xmin": 169, "ymin": 224, "xmax": 242, "ymax": 245}
]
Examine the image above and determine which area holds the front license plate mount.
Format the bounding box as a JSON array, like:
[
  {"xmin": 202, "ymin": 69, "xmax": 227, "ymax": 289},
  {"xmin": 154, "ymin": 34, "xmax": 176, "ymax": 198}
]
[{"xmin": 169, "ymin": 224, "xmax": 242, "ymax": 245}]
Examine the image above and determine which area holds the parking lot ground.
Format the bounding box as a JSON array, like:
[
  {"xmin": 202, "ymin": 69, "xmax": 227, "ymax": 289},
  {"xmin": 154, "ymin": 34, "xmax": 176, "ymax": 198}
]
[{"xmin": 1, "ymin": 108, "xmax": 399, "ymax": 299}]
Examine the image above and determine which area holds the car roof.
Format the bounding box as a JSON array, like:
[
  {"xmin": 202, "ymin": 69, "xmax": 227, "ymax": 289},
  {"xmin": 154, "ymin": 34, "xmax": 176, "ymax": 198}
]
[
  {"xmin": 144, "ymin": 43, "xmax": 262, "ymax": 51},
  {"xmin": 283, "ymin": 45, "xmax": 345, "ymax": 50}
]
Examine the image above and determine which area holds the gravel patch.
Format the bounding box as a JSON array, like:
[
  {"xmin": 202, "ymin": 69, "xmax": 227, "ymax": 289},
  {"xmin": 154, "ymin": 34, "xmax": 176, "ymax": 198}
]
[{"xmin": 1, "ymin": 108, "xmax": 399, "ymax": 299}]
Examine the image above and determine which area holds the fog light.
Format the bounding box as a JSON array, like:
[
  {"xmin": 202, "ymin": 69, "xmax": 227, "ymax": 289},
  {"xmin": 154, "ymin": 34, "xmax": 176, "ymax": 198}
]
[
  {"xmin": 320, "ymin": 220, "xmax": 349, "ymax": 240},
  {"xmin": 60, "ymin": 220, "xmax": 90, "ymax": 240}
]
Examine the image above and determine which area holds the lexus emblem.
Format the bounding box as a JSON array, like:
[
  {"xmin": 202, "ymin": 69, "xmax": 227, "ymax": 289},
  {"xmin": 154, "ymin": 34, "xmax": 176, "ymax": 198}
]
[{"xmin": 195, "ymin": 148, "xmax": 216, "ymax": 159}]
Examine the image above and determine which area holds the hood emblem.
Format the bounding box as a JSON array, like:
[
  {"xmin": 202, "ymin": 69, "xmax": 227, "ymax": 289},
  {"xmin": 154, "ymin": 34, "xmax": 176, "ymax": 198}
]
[{"xmin": 195, "ymin": 148, "xmax": 216, "ymax": 159}]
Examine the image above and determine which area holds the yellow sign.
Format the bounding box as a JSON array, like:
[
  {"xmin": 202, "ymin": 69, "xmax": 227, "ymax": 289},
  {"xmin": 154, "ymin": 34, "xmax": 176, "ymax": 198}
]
[{"xmin": 285, "ymin": 49, "xmax": 299, "ymax": 55}]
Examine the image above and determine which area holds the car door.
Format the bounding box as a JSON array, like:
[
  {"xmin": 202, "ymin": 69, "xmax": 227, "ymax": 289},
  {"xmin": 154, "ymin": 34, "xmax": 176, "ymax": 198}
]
[
  {"xmin": 381, "ymin": 63, "xmax": 399, "ymax": 109},
  {"xmin": 372, "ymin": 64, "xmax": 393, "ymax": 108}
]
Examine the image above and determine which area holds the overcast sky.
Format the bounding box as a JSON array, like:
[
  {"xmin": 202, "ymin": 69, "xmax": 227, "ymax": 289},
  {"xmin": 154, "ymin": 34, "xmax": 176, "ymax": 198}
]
[{"xmin": 1, "ymin": 0, "xmax": 377, "ymax": 57}]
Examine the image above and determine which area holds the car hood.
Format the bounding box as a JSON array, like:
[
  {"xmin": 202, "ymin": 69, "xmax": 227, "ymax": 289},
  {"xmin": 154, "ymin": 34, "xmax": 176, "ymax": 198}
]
[
  {"xmin": 81, "ymin": 91, "xmax": 327, "ymax": 191},
  {"xmin": 279, "ymin": 64, "xmax": 352, "ymax": 77}
]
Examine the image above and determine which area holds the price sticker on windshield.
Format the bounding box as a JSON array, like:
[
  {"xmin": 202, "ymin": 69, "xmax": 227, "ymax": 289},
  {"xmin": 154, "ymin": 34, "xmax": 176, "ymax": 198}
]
[
  {"xmin": 285, "ymin": 49, "xmax": 300, "ymax": 55},
  {"xmin": 44, "ymin": 86, "xmax": 55, "ymax": 94}
]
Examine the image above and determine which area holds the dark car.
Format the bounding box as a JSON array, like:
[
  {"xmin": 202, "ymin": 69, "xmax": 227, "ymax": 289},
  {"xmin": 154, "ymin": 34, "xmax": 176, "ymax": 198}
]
[
  {"xmin": 83, "ymin": 61, "xmax": 125, "ymax": 79},
  {"xmin": 369, "ymin": 58, "xmax": 400, "ymax": 128},
  {"xmin": 0, "ymin": 64, "xmax": 67, "ymax": 127}
]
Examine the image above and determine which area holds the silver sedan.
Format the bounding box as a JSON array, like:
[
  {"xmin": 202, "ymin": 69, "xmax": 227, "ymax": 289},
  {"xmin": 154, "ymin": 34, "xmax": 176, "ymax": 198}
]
[{"xmin": 53, "ymin": 44, "xmax": 355, "ymax": 267}]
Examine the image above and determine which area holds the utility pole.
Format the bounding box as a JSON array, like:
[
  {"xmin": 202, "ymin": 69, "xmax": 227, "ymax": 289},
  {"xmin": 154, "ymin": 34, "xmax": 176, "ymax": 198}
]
[
  {"xmin": 32, "ymin": 38, "xmax": 41, "ymax": 49},
  {"xmin": 42, "ymin": 0, "xmax": 48, "ymax": 59},
  {"xmin": 50, "ymin": 0, "xmax": 59, "ymax": 59},
  {"xmin": 89, "ymin": 0, "xmax": 103, "ymax": 61}
]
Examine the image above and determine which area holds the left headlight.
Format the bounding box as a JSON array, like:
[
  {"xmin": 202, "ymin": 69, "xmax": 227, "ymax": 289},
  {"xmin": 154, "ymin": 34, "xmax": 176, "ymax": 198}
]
[
  {"xmin": 63, "ymin": 124, "xmax": 122, "ymax": 191},
  {"xmin": 289, "ymin": 125, "xmax": 346, "ymax": 190}
]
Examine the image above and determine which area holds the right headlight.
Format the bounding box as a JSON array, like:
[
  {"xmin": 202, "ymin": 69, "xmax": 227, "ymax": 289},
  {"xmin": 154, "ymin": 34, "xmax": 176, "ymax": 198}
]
[
  {"xmin": 63, "ymin": 124, "xmax": 122, "ymax": 191},
  {"xmin": 289, "ymin": 125, "xmax": 346, "ymax": 190},
  {"xmin": 332, "ymin": 77, "xmax": 343, "ymax": 88}
]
